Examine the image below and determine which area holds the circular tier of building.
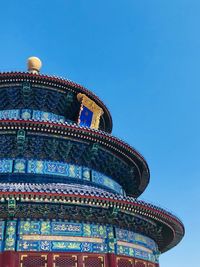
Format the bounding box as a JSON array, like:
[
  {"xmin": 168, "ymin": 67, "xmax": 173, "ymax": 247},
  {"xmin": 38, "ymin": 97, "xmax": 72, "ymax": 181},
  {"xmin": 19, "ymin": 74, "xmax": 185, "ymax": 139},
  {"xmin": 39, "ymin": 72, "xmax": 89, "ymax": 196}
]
[{"xmin": 0, "ymin": 72, "xmax": 113, "ymax": 133}]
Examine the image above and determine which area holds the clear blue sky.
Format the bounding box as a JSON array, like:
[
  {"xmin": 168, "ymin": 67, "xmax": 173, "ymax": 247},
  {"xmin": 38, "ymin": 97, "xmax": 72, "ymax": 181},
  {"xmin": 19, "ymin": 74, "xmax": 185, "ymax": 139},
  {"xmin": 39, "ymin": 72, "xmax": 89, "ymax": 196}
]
[{"xmin": 0, "ymin": 1, "xmax": 199, "ymax": 266}]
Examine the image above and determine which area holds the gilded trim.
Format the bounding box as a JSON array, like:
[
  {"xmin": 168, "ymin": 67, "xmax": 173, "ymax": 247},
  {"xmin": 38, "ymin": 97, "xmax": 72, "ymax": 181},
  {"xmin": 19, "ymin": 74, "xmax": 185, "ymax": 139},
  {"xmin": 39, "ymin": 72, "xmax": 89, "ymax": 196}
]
[
  {"xmin": 135, "ymin": 259, "xmax": 147, "ymax": 266},
  {"xmin": 117, "ymin": 241, "xmax": 152, "ymax": 253},
  {"xmin": 117, "ymin": 257, "xmax": 133, "ymax": 264},
  {"xmin": 22, "ymin": 234, "xmax": 103, "ymax": 243}
]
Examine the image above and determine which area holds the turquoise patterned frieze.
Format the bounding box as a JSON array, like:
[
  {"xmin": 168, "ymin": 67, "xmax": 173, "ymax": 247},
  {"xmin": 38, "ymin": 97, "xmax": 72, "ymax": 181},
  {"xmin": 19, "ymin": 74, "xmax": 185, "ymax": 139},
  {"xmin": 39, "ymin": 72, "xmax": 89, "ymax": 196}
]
[
  {"xmin": 4, "ymin": 220, "xmax": 17, "ymax": 251},
  {"xmin": 0, "ymin": 110, "xmax": 20, "ymax": 120},
  {"xmin": 41, "ymin": 221, "xmax": 51, "ymax": 235},
  {"xmin": 107, "ymin": 225, "xmax": 115, "ymax": 253},
  {"xmin": 88, "ymin": 224, "xmax": 107, "ymax": 238},
  {"xmin": 0, "ymin": 219, "xmax": 159, "ymax": 263},
  {"xmin": 51, "ymin": 222, "xmax": 83, "ymax": 236},
  {"xmin": 52, "ymin": 241, "xmax": 107, "ymax": 253},
  {"xmin": 18, "ymin": 221, "xmax": 107, "ymax": 238},
  {"xmin": 17, "ymin": 220, "xmax": 108, "ymax": 253},
  {"xmin": 0, "ymin": 109, "xmax": 65, "ymax": 123},
  {"xmin": 21, "ymin": 109, "xmax": 32, "ymax": 120},
  {"xmin": 0, "ymin": 222, "xmax": 5, "ymax": 251},
  {"xmin": 0, "ymin": 159, "xmax": 12, "ymax": 173},
  {"xmin": 14, "ymin": 159, "xmax": 26, "ymax": 173},
  {"xmin": 17, "ymin": 240, "xmax": 107, "ymax": 253},
  {"xmin": 115, "ymin": 228, "xmax": 158, "ymax": 251},
  {"xmin": 0, "ymin": 158, "xmax": 123, "ymax": 194},
  {"xmin": 18, "ymin": 221, "xmax": 41, "ymax": 235},
  {"xmin": 116, "ymin": 245, "xmax": 157, "ymax": 263},
  {"xmin": 32, "ymin": 110, "xmax": 65, "ymax": 123},
  {"xmin": 92, "ymin": 170, "xmax": 124, "ymax": 195},
  {"xmin": 17, "ymin": 240, "xmax": 39, "ymax": 251},
  {"xmin": 135, "ymin": 249, "xmax": 156, "ymax": 263},
  {"xmin": 82, "ymin": 167, "xmax": 91, "ymax": 181},
  {"xmin": 0, "ymin": 242, "xmax": 3, "ymax": 252},
  {"xmin": 115, "ymin": 227, "xmax": 159, "ymax": 263},
  {"xmin": 28, "ymin": 160, "xmax": 82, "ymax": 179},
  {"xmin": 0, "ymin": 221, "xmax": 5, "ymax": 251}
]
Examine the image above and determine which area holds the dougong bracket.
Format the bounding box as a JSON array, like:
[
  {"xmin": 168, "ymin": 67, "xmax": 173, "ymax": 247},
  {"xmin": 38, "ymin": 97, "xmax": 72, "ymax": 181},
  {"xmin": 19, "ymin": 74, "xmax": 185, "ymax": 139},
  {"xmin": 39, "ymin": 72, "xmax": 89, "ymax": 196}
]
[
  {"xmin": 22, "ymin": 82, "xmax": 32, "ymax": 107},
  {"xmin": 17, "ymin": 129, "xmax": 26, "ymax": 155}
]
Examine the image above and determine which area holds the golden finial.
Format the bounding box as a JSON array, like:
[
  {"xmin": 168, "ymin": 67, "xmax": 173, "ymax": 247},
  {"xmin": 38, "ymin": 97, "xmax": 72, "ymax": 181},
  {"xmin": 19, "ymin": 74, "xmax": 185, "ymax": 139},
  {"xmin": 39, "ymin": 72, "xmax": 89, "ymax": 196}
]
[{"xmin": 27, "ymin": 56, "xmax": 42, "ymax": 74}]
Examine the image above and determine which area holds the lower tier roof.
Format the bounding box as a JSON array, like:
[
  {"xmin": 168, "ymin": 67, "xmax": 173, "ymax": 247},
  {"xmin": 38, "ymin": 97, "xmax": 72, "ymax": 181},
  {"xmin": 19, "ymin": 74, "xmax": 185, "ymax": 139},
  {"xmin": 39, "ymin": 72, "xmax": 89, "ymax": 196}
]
[{"xmin": 0, "ymin": 182, "xmax": 184, "ymax": 253}]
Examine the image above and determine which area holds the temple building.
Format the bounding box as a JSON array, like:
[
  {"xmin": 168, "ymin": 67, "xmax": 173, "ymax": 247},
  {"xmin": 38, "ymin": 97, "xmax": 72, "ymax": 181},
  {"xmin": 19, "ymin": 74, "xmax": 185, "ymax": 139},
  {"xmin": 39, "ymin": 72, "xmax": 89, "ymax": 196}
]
[{"xmin": 0, "ymin": 57, "xmax": 184, "ymax": 267}]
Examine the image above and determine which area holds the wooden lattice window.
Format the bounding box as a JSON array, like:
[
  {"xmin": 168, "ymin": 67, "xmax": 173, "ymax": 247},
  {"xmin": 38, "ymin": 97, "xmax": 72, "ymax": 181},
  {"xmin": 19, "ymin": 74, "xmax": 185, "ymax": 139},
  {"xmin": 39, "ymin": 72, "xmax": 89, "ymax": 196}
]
[
  {"xmin": 20, "ymin": 254, "xmax": 47, "ymax": 267},
  {"xmin": 53, "ymin": 255, "xmax": 78, "ymax": 267},
  {"xmin": 83, "ymin": 256, "xmax": 104, "ymax": 267},
  {"xmin": 135, "ymin": 261, "xmax": 147, "ymax": 267},
  {"xmin": 117, "ymin": 257, "xmax": 133, "ymax": 267},
  {"xmin": 148, "ymin": 264, "xmax": 155, "ymax": 267}
]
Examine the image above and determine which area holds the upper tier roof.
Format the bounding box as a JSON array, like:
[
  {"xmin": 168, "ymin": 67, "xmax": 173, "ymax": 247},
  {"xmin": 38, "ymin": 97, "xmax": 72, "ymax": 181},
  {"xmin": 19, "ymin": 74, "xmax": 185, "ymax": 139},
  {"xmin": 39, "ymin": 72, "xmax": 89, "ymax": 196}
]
[{"xmin": 0, "ymin": 72, "xmax": 113, "ymax": 133}]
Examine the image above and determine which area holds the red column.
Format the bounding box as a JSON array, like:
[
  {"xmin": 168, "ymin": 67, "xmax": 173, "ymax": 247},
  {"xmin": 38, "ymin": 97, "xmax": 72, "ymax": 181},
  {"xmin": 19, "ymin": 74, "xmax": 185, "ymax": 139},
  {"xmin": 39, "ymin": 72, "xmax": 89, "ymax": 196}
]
[
  {"xmin": 1, "ymin": 251, "xmax": 17, "ymax": 267},
  {"xmin": 107, "ymin": 253, "xmax": 116, "ymax": 267},
  {"xmin": 47, "ymin": 253, "xmax": 53, "ymax": 267},
  {"xmin": 78, "ymin": 254, "xmax": 84, "ymax": 267},
  {"xmin": 0, "ymin": 253, "xmax": 2, "ymax": 267}
]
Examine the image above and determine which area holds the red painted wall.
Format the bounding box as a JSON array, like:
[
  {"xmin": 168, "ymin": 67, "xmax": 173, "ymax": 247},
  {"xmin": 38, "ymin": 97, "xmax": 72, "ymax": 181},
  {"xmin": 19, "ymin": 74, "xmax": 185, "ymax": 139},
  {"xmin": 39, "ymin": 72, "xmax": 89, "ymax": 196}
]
[{"xmin": 0, "ymin": 252, "xmax": 159, "ymax": 267}]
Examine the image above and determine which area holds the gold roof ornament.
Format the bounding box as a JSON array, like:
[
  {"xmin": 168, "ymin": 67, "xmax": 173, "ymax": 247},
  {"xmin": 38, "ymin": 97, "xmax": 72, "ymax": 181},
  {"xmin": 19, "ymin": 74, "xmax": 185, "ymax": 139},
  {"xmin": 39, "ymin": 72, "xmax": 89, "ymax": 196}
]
[{"xmin": 27, "ymin": 56, "xmax": 42, "ymax": 74}]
